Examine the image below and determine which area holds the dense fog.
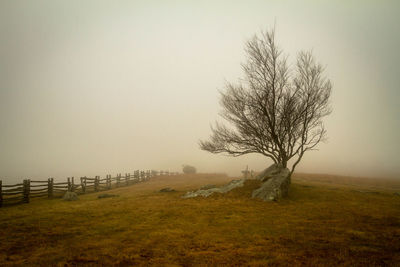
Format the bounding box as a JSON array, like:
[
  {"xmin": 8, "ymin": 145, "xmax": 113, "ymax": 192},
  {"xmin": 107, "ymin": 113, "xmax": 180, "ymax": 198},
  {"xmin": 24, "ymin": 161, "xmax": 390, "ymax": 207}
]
[{"xmin": 1, "ymin": 1, "xmax": 399, "ymax": 183}]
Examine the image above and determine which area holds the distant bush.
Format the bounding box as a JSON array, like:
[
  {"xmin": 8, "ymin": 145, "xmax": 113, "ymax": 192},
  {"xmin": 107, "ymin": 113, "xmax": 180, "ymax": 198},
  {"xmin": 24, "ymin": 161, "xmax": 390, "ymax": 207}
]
[{"xmin": 182, "ymin": 165, "xmax": 197, "ymax": 174}]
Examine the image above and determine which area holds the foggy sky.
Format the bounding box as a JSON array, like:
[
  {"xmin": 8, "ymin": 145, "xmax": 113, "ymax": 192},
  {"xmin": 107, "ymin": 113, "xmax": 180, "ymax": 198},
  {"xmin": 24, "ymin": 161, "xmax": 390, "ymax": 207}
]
[{"xmin": 1, "ymin": 0, "xmax": 399, "ymax": 183}]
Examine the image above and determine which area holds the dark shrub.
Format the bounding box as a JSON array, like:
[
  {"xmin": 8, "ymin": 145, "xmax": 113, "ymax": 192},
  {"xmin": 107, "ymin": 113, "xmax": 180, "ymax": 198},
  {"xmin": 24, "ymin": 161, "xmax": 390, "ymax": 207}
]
[{"xmin": 182, "ymin": 165, "xmax": 197, "ymax": 174}]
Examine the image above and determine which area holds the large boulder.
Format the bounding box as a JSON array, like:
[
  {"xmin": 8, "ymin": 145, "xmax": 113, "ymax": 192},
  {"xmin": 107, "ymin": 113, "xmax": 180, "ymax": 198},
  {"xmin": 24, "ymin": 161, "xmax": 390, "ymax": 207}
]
[
  {"xmin": 63, "ymin": 191, "xmax": 79, "ymax": 201},
  {"xmin": 252, "ymin": 165, "xmax": 290, "ymax": 201},
  {"xmin": 182, "ymin": 179, "xmax": 245, "ymax": 198},
  {"xmin": 255, "ymin": 164, "xmax": 285, "ymax": 182}
]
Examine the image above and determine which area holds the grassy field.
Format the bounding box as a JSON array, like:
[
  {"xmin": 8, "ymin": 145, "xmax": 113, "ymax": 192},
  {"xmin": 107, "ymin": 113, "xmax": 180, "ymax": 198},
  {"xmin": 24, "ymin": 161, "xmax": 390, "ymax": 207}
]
[{"xmin": 1, "ymin": 173, "xmax": 399, "ymax": 266}]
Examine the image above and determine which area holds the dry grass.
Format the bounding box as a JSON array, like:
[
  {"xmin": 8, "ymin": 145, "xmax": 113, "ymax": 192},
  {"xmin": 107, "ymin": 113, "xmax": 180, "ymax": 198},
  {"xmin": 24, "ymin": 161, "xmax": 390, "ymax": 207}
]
[
  {"xmin": 1, "ymin": 173, "xmax": 399, "ymax": 266},
  {"xmin": 293, "ymin": 172, "xmax": 400, "ymax": 193}
]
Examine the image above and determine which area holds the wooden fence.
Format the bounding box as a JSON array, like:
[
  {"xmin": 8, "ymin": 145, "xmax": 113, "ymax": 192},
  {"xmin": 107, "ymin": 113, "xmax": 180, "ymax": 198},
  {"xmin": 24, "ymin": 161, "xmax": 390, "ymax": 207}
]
[{"xmin": 0, "ymin": 170, "xmax": 178, "ymax": 207}]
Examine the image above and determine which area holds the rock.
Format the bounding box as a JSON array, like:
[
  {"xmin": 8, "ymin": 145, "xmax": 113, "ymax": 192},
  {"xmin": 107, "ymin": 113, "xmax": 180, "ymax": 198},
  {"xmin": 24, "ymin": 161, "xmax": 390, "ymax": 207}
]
[
  {"xmin": 200, "ymin": 184, "xmax": 217, "ymax": 190},
  {"xmin": 182, "ymin": 164, "xmax": 291, "ymax": 201},
  {"xmin": 182, "ymin": 179, "xmax": 245, "ymax": 198},
  {"xmin": 97, "ymin": 193, "xmax": 119, "ymax": 199},
  {"xmin": 183, "ymin": 188, "xmax": 219, "ymax": 198},
  {"xmin": 159, "ymin": 188, "xmax": 176, "ymax": 192},
  {"xmin": 252, "ymin": 165, "xmax": 290, "ymax": 201},
  {"xmin": 63, "ymin": 191, "xmax": 79, "ymax": 201},
  {"xmin": 219, "ymin": 179, "xmax": 245, "ymax": 193},
  {"xmin": 255, "ymin": 164, "xmax": 285, "ymax": 182},
  {"xmin": 394, "ymin": 192, "xmax": 400, "ymax": 196}
]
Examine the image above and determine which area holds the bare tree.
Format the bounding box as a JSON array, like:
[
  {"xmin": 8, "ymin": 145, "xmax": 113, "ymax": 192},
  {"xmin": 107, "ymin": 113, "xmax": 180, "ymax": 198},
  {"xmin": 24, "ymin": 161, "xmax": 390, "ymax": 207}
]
[{"xmin": 200, "ymin": 28, "xmax": 332, "ymax": 177}]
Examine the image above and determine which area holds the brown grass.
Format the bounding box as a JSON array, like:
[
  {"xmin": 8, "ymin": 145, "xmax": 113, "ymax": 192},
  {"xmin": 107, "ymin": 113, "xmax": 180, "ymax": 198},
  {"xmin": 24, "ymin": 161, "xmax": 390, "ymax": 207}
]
[
  {"xmin": 293, "ymin": 172, "xmax": 400, "ymax": 192},
  {"xmin": 0, "ymin": 173, "xmax": 399, "ymax": 266}
]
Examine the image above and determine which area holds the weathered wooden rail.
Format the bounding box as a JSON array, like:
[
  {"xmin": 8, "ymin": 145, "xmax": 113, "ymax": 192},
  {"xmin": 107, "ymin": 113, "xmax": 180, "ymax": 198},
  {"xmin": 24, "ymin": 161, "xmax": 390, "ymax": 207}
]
[{"xmin": 0, "ymin": 170, "xmax": 178, "ymax": 207}]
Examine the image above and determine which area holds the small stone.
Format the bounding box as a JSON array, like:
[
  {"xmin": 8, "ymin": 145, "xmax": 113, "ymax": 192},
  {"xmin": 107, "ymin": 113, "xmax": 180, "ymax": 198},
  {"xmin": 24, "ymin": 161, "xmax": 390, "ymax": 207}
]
[
  {"xmin": 97, "ymin": 194, "xmax": 119, "ymax": 199},
  {"xmin": 159, "ymin": 188, "xmax": 176, "ymax": 192},
  {"xmin": 63, "ymin": 191, "xmax": 79, "ymax": 201}
]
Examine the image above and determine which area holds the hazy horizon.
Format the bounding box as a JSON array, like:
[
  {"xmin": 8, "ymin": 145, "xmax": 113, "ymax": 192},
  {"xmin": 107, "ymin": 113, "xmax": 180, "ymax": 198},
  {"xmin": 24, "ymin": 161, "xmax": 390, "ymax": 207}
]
[{"xmin": 1, "ymin": 1, "xmax": 399, "ymax": 183}]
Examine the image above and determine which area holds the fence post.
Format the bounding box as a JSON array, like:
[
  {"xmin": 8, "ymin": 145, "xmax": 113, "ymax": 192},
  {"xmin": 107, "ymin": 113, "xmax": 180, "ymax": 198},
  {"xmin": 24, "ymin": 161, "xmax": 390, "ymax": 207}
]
[
  {"xmin": 107, "ymin": 175, "xmax": 111, "ymax": 189},
  {"xmin": 67, "ymin": 177, "xmax": 71, "ymax": 191},
  {"xmin": 48, "ymin": 178, "xmax": 53, "ymax": 198},
  {"xmin": 71, "ymin": 177, "xmax": 75, "ymax": 192},
  {"xmin": 51, "ymin": 178, "xmax": 54, "ymax": 197},
  {"xmin": 125, "ymin": 173, "xmax": 129, "ymax": 186},
  {"xmin": 117, "ymin": 174, "xmax": 120, "ymax": 187},
  {"xmin": 0, "ymin": 180, "xmax": 3, "ymax": 207},
  {"xmin": 81, "ymin": 177, "xmax": 86, "ymax": 193},
  {"xmin": 23, "ymin": 179, "xmax": 30, "ymax": 203},
  {"xmin": 94, "ymin": 176, "xmax": 99, "ymax": 192}
]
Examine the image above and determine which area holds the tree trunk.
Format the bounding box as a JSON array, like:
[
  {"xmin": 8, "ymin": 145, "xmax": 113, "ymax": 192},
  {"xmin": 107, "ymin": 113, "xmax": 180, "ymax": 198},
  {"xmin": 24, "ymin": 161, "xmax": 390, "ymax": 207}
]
[{"xmin": 282, "ymin": 159, "xmax": 287, "ymax": 168}]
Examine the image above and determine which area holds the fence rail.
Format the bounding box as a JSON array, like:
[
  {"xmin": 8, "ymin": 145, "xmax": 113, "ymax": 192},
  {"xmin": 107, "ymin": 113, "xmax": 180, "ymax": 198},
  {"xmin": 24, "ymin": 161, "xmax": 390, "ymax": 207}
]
[{"xmin": 0, "ymin": 170, "xmax": 179, "ymax": 207}]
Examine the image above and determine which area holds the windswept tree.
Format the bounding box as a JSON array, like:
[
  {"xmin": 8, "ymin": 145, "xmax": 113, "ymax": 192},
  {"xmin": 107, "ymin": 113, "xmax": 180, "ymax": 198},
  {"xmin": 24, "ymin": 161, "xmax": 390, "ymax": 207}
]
[{"xmin": 200, "ymin": 29, "xmax": 332, "ymax": 177}]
